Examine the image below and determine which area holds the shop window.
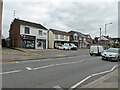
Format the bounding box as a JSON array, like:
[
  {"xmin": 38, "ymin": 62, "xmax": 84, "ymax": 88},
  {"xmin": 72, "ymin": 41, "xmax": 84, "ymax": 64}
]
[
  {"xmin": 55, "ymin": 34, "xmax": 58, "ymax": 39},
  {"xmin": 25, "ymin": 27, "xmax": 30, "ymax": 34},
  {"xmin": 60, "ymin": 35, "xmax": 64, "ymax": 39},
  {"xmin": 39, "ymin": 30, "xmax": 42, "ymax": 36}
]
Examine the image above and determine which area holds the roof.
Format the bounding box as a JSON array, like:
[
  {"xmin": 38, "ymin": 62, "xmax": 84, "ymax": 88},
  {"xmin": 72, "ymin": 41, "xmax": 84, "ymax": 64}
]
[
  {"xmin": 49, "ymin": 29, "xmax": 69, "ymax": 36},
  {"xmin": 14, "ymin": 18, "xmax": 48, "ymax": 30},
  {"xmin": 67, "ymin": 31, "xmax": 85, "ymax": 37}
]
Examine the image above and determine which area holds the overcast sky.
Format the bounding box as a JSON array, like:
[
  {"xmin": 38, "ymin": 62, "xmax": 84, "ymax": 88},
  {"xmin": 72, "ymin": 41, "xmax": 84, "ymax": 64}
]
[{"xmin": 2, "ymin": 0, "xmax": 119, "ymax": 39}]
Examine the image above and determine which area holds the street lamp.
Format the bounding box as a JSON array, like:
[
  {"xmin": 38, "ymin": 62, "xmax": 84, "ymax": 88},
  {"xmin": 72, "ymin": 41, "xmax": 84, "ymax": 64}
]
[
  {"xmin": 104, "ymin": 22, "xmax": 112, "ymax": 48},
  {"xmin": 105, "ymin": 23, "xmax": 112, "ymax": 36}
]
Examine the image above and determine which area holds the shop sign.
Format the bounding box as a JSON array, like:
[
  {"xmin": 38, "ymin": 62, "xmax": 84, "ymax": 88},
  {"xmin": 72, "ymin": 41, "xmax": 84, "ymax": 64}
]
[{"xmin": 21, "ymin": 35, "xmax": 36, "ymax": 40}]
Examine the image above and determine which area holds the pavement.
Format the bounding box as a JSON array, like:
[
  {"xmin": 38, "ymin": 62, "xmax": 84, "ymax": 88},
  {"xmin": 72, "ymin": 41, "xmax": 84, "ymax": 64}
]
[
  {"xmin": 1, "ymin": 47, "xmax": 89, "ymax": 62},
  {"xmin": 1, "ymin": 47, "xmax": 119, "ymax": 89}
]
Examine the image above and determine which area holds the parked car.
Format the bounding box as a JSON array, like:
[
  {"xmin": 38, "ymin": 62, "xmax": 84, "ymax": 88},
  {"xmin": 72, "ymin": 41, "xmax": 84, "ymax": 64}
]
[
  {"xmin": 89, "ymin": 45, "xmax": 104, "ymax": 56},
  {"xmin": 57, "ymin": 44, "xmax": 70, "ymax": 50},
  {"xmin": 69, "ymin": 43, "xmax": 77, "ymax": 50},
  {"xmin": 101, "ymin": 48, "xmax": 120, "ymax": 61}
]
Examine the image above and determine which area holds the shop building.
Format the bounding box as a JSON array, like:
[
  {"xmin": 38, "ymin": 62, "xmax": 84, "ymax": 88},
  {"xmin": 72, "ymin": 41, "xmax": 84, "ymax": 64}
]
[
  {"xmin": 48, "ymin": 29, "xmax": 69, "ymax": 49},
  {"xmin": 9, "ymin": 18, "xmax": 48, "ymax": 49},
  {"xmin": 68, "ymin": 31, "xmax": 87, "ymax": 48}
]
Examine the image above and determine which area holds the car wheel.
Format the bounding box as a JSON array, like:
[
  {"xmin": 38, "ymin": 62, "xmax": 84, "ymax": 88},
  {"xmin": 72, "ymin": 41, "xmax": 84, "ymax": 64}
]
[
  {"xmin": 90, "ymin": 54, "xmax": 93, "ymax": 56},
  {"xmin": 64, "ymin": 48, "xmax": 65, "ymax": 50}
]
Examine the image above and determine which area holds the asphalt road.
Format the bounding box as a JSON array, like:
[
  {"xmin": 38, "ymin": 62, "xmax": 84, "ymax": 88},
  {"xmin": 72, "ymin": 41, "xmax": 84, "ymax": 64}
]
[{"xmin": 2, "ymin": 53, "xmax": 118, "ymax": 89}]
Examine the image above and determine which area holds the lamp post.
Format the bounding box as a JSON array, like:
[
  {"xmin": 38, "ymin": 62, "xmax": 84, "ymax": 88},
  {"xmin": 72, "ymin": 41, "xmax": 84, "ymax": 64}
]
[
  {"xmin": 105, "ymin": 23, "xmax": 112, "ymax": 36},
  {"xmin": 104, "ymin": 23, "xmax": 112, "ymax": 47}
]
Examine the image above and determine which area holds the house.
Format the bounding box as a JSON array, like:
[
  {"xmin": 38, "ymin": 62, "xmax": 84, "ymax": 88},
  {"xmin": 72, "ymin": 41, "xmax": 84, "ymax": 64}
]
[
  {"xmin": 9, "ymin": 18, "xmax": 48, "ymax": 49},
  {"xmin": 48, "ymin": 29, "xmax": 69, "ymax": 49},
  {"xmin": 67, "ymin": 31, "xmax": 87, "ymax": 48},
  {"xmin": 84, "ymin": 34, "xmax": 93, "ymax": 48}
]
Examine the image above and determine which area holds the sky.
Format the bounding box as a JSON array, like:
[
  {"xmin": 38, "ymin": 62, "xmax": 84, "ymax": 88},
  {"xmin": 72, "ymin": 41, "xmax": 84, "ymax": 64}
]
[{"xmin": 2, "ymin": 0, "xmax": 119, "ymax": 39}]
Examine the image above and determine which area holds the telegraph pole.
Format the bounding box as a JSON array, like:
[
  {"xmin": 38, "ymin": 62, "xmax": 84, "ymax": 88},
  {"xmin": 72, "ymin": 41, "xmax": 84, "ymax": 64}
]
[{"xmin": 100, "ymin": 28, "xmax": 101, "ymax": 45}]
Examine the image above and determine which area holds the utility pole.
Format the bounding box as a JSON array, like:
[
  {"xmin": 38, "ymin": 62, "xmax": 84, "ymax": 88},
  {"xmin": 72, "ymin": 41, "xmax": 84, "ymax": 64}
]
[{"xmin": 100, "ymin": 28, "xmax": 101, "ymax": 45}]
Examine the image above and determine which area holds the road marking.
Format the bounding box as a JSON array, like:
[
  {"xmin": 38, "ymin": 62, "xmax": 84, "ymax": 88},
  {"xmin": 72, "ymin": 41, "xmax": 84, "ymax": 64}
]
[
  {"xmin": 33, "ymin": 64, "xmax": 55, "ymax": 70},
  {"xmin": 70, "ymin": 75, "xmax": 92, "ymax": 89},
  {"xmin": 55, "ymin": 60, "xmax": 84, "ymax": 66},
  {"xmin": 0, "ymin": 70, "xmax": 21, "ymax": 75},
  {"xmin": 69, "ymin": 65, "xmax": 118, "ymax": 90},
  {"xmin": 53, "ymin": 85, "xmax": 64, "ymax": 90},
  {"xmin": 92, "ymin": 65, "xmax": 118, "ymax": 76},
  {"xmin": 26, "ymin": 60, "xmax": 84, "ymax": 71},
  {"xmin": 26, "ymin": 67, "xmax": 32, "ymax": 70}
]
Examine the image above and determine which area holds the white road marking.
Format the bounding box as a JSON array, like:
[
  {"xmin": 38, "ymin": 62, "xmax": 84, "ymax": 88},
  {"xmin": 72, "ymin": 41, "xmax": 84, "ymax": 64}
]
[
  {"xmin": 70, "ymin": 75, "xmax": 92, "ymax": 89},
  {"xmin": 26, "ymin": 60, "xmax": 85, "ymax": 71},
  {"xmin": 69, "ymin": 65, "xmax": 118, "ymax": 90},
  {"xmin": 0, "ymin": 70, "xmax": 21, "ymax": 75},
  {"xmin": 26, "ymin": 67, "xmax": 32, "ymax": 70},
  {"xmin": 55, "ymin": 60, "xmax": 84, "ymax": 66},
  {"xmin": 53, "ymin": 85, "xmax": 64, "ymax": 90},
  {"xmin": 92, "ymin": 65, "xmax": 118, "ymax": 76},
  {"xmin": 33, "ymin": 64, "xmax": 55, "ymax": 70}
]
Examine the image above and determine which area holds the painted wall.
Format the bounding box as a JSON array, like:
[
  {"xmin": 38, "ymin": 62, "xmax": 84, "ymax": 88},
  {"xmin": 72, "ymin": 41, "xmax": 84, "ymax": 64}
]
[
  {"xmin": 20, "ymin": 25, "xmax": 48, "ymax": 49},
  {"xmin": 54, "ymin": 34, "xmax": 69, "ymax": 41},
  {"xmin": 48, "ymin": 30, "xmax": 54, "ymax": 49}
]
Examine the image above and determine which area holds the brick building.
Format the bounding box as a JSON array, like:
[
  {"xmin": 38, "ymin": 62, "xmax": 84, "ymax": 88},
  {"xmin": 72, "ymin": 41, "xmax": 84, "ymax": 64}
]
[
  {"xmin": 68, "ymin": 31, "xmax": 88, "ymax": 48},
  {"xmin": 9, "ymin": 18, "xmax": 48, "ymax": 49}
]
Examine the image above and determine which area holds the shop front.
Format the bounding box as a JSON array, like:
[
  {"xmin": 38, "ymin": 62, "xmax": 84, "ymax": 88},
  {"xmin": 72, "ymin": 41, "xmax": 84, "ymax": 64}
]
[
  {"xmin": 37, "ymin": 39, "xmax": 46, "ymax": 49},
  {"xmin": 21, "ymin": 35, "xmax": 36, "ymax": 49}
]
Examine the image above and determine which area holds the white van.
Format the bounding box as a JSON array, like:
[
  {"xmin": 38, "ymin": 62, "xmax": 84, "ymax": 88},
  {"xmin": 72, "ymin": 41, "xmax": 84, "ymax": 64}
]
[{"xmin": 89, "ymin": 45, "xmax": 104, "ymax": 56}]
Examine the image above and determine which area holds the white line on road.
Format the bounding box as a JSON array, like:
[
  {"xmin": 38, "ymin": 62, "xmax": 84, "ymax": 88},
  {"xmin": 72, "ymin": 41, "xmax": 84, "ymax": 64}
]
[
  {"xmin": 53, "ymin": 86, "xmax": 64, "ymax": 90},
  {"xmin": 69, "ymin": 65, "xmax": 118, "ymax": 90},
  {"xmin": 26, "ymin": 60, "xmax": 85, "ymax": 71},
  {"xmin": 33, "ymin": 64, "xmax": 55, "ymax": 70},
  {"xmin": 0, "ymin": 70, "xmax": 21, "ymax": 75}
]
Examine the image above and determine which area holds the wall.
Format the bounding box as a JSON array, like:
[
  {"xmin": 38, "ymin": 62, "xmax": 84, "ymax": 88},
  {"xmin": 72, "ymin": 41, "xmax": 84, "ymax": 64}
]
[
  {"xmin": 48, "ymin": 30, "xmax": 54, "ymax": 49},
  {"xmin": 20, "ymin": 25, "xmax": 48, "ymax": 49},
  {"xmin": 54, "ymin": 34, "xmax": 69, "ymax": 41},
  {"xmin": 9, "ymin": 20, "xmax": 20, "ymax": 47}
]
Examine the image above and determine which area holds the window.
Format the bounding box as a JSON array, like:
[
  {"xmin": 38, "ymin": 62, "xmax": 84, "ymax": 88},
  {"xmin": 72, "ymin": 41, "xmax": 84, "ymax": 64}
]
[
  {"xmin": 73, "ymin": 36, "xmax": 75, "ymax": 40},
  {"xmin": 84, "ymin": 38, "xmax": 86, "ymax": 41},
  {"xmin": 55, "ymin": 34, "xmax": 58, "ymax": 39},
  {"xmin": 25, "ymin": 27, "xmax": 30, "ymax": 34},
  {"xmin": 39, "ymin": 30, "xmax": 42, "ymax": 36},
  {"xmin": 66, "ymin": 36, "xmax": 68, "ymax": 40},
  {"xmin": 60, "ymin": 35, "xmax": 64, "ymax": 39},
  {"xmin": 79, "ymin": 37, "xmax": 82, "ymax": 40}
]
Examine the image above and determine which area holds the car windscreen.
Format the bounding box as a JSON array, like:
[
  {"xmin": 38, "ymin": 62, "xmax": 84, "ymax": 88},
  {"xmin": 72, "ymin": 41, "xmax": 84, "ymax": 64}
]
[{"xmin": 106, "ymin": 49, "xmax": 118, "ymax": 53}]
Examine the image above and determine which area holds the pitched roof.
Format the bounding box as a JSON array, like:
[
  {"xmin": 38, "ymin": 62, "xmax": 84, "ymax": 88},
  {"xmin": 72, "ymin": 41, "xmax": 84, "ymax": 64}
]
[
  {"xmin": 67, "ymin": 31, "xmax": 85, "ymax": 37},
  {"xmin": 49, "ymin": 29, "xmax": 69, "ymax": 36},
  {"xmin": 14, "ymin": 18, "xmax": 48, "ymax": 30}
]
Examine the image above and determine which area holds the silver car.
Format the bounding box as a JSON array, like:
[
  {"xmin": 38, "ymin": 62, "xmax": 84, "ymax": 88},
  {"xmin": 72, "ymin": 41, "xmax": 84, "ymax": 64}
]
[{"xmin": 101, "ymin": 48, "xmax": 120, "ymax": 61}]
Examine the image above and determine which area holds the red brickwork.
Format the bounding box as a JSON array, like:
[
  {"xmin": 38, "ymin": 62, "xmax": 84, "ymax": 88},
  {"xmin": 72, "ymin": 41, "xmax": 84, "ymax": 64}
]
[{"xmin": 9, "ymin": 19, "xmax": 20, "ymax": 47}]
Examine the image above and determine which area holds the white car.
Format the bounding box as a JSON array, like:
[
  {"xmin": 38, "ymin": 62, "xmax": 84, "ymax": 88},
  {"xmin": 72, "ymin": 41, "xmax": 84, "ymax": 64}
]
[
  {"xmin": 69, "ymin": 43, "xmax": 77, "ymax": 50},
  {"xmin": 57, "ymin": 44, "xmax": 70, "ymax": 50},
  {"xmin": 89, "ymin": 45, "xmax": 104, "ymax": 56},
  {"xmin": 101, "ymin": 48, "xmax": 120, "ymax": 61}
]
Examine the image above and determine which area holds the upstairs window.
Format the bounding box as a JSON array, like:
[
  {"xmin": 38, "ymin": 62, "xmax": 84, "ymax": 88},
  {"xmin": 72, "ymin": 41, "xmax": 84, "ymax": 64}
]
[
  {"xmin": 39, "ymin": 30, "xmax": 42, "ymax": 36},
  {"xmin": 25, "ymin": 27, "xmax": 30, "ymax": 34},
  {"xmin": 60, "ymin": 35, "xmax": 64, "ymax": 39},
  {"xmin": 55, "ymin": 34, "xmax": 58, "ymax": 39},
  {"xmin": 66, "ymin": 36, "xmax": 68, "ymax": 40}
]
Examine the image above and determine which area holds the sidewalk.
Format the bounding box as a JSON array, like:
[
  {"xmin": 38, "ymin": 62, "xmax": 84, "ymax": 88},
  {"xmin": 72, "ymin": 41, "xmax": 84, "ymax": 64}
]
[
  {"xmin": 81, "ymin": 69, "xmax": 118, "ymax": 88},
  {"xmin": 1, "ymin": 47, "xmax": 89, "ymax": 62}
]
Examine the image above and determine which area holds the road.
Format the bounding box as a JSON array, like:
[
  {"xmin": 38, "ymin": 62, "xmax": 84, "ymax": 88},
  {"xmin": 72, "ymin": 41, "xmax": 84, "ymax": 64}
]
[{"xmin": 2, "ymin": 52, "xmax": 118, "ymax": 89}]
